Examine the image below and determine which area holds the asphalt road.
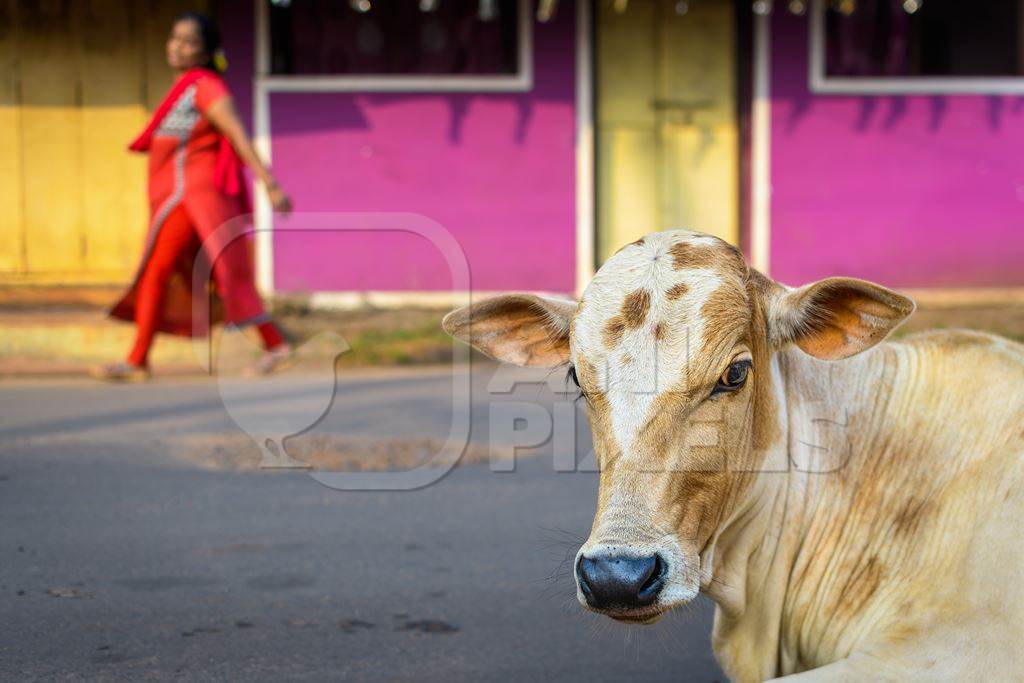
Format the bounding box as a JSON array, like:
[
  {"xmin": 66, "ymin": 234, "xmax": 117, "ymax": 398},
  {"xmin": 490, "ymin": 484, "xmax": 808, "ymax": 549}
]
[{"xmin": 0, "ymin": 363, "xmax": 725, "ymax": 681}]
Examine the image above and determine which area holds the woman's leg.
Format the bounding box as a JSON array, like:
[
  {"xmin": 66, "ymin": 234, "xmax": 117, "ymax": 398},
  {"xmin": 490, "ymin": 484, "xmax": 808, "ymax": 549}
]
[
  {"xmin": 205, "ymin": 234, "xmax": 286, "ymax": 352},
  {"xmin": 256, "ymin": 321, "xmax": 286, "ymax": 351},
  {"xmin": 188, "ymin": 205, "xmax": 287, "ymax": 362},
  {"xmin": 126, "ymin": 207, "xmax": 198, "ymax": 367}
]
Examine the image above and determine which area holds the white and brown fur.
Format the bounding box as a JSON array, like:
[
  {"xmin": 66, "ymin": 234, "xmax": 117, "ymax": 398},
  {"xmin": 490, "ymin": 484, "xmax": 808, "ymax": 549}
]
[{"xmin": 443, "ymin": 229, "xmax": 1024, "ymax": 681}]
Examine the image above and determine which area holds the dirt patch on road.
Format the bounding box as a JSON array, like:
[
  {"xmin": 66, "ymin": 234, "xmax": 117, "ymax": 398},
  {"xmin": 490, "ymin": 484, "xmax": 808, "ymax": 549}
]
[{"xmin": 171, "ymin": 433, "xmax": 497, "ymax": 472}]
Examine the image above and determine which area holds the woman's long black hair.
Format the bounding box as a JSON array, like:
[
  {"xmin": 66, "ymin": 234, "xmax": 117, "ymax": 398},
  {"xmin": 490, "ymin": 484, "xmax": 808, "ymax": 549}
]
[{"xmin": 174, "ymin": 11, "xmax": 223, "ymax": 72}]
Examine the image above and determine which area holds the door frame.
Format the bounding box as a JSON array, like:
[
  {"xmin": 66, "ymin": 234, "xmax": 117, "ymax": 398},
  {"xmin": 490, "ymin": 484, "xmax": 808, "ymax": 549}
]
[{"xmin": 749, "ymin": 5, "xmax": 771, "ymax": 273}]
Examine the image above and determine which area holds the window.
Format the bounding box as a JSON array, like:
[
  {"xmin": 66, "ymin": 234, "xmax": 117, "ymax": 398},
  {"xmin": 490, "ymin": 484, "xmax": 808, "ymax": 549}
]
[
  {"xmin": 809, "ymin": 0, "xmax": 1024, "ymax": 94},
  {"xmin": 261, "ymin": 0, "xmax": 531, "ymax": 91}
]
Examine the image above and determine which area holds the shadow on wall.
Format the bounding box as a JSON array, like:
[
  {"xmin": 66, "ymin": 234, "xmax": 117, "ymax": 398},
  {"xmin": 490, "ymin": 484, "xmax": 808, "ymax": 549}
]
[
  {"xmin": 266, "ymin": 5, "xmax": 576, "ymax": 148},
  {"xmin": 770, "ymin": 12, "xmax": 1024, "ymax": 135},
  {"xmin": 269, "ymin": 90, "xmax": 575, "ymax": 147},
  {"xmin": 778, "ymin": 92, "xmax": 1024, "ymax": 135}
]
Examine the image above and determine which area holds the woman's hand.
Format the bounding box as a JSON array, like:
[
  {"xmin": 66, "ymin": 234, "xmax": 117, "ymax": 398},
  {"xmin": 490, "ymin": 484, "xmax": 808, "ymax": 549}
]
[
  {"xmin": 267, "ymin": 183, "xmax": 293, "ymax": 215},
  {"xmin": 204, "ymin": 96, "xmax": 294, "ymax": 216}
]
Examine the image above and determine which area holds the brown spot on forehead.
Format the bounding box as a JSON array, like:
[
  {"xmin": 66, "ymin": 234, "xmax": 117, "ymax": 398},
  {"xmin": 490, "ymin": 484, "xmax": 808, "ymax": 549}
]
[
  {"xmin": 653, "ymin": 322, "xmax": 665, "ymax": 341},
  {"xmin": 602, "ymin": 289, "xmax": 651, "ymax": 349},
  {"xmin": 665, "ymin": 283, "xmax": 689, "ymax": 301},
  {"xmin": 669, "ymin": 242, "xmax": 719, "ymax": 270},
  {"xmin": 621, "ymin": 289, "xmax": 651, "ymax": 329},
  {"xmin": 669, "ymin": 240, "xmax": 745, "ymax": 276},
  {"xmin": 603, "ymin": 316, "xmax": 625, "ymax": 349}
]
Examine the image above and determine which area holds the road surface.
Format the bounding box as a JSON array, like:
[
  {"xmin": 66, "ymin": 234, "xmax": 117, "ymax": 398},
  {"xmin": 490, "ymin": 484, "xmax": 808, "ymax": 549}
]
[{"xmin": 0, "ymin": 363, "xmax": 724, "ymax": 681}]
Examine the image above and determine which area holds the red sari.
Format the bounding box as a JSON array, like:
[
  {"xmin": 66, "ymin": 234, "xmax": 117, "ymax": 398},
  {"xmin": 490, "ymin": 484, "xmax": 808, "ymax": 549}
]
[{"xmin": 110, "ymin": 68, "xmax": 267, "ymax": 337}]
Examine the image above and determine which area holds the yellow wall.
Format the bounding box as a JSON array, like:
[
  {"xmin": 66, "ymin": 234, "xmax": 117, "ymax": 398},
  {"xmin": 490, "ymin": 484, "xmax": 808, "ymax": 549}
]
[
  {"xmin": 0, "ymin": 0, "xmax": 23, "ymax": 275},
  {"xmin": 596, "ymin": 0, "xmax": 739, "ymax": 261},
  {"xmin": 0, "ymin": 0, "xmax": 206, "ymax": 285}
]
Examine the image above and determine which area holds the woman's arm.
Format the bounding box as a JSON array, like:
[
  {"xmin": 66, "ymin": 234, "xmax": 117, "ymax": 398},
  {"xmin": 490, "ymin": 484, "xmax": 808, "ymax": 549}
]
[{"xmin": 204, "ymin": 95, "xmax": 292, "ymax": 215}]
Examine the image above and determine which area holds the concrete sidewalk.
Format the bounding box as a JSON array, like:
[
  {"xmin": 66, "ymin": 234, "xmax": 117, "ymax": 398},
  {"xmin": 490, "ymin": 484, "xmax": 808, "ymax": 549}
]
[
  {"xmin": 5, "ymin": 286, "xmax": 1024, "ymax": 378},
  {"xmin": 0, "ymin": 289, "xmax": 452, "ymax": 378},
  {"xmin": 0, "ymin": 309, "xmax": 208, "ymax": 376}
]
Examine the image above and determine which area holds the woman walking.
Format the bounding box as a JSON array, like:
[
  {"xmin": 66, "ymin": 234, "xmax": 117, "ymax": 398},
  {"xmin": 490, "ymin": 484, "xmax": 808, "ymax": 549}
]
[{"xmin": 94, "ymin": 12, "xmax": 291, "ymax": 381}]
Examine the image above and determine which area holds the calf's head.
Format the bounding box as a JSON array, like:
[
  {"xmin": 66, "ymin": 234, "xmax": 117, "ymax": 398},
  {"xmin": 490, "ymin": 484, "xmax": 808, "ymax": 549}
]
[{"xmin": 443, "ymin": 230, "xmax": 913, "ymax": 623}]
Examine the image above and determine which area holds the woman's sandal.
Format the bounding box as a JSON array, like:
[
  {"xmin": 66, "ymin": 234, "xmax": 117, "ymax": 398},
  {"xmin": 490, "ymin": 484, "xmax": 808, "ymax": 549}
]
[
  {"xmin": 249, "ymin": 343, "xmax": 294, "ymax": 377},
  {"xmin": 89, "ymin": 362, "xmax": 151, "ymax": 383}
]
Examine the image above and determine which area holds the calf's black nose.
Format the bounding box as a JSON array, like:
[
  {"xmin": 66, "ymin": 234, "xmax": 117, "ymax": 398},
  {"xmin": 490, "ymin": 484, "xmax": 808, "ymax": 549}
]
[{"xmin": 576, "ymin": 552, "xmax": 665, "ymax": 610}]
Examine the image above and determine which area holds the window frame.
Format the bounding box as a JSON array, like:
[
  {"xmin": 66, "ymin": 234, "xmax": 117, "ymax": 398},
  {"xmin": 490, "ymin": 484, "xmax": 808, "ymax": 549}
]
[
  {"xmin": 807, "ymin": 0, "xmax": 1024, "ymax": 95},
  {"xmin": 255, "ymin": 0, "xmax": 534, "ymax": 93}
]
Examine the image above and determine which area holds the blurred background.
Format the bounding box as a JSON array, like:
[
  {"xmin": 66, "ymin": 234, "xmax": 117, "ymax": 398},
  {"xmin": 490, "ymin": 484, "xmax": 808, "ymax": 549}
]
[{"xmin": 2, "ymin": 0, "xmax": 1023, "ymax": 372}]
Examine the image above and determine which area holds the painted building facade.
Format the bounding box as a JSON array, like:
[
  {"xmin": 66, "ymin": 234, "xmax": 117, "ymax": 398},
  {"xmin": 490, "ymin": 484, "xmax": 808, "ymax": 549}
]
[
  {"xmin": 2, "ymin": 0, "xmax": 1022, "ymax": 299},
  {"xmin": 767, "ymin": 3, "xmax": 1024, "ymax": 288}
]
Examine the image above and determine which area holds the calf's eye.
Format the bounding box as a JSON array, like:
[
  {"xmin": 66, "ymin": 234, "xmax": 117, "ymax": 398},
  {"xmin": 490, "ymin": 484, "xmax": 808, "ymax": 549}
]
[{"xmin": 711, "ymin": 360, "xmax": 751, "ymax": 396}]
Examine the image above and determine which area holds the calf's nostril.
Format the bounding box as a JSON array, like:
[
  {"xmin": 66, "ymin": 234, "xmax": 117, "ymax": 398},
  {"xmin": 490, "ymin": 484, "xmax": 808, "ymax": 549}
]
[
  {"xmin": 575, "ymin": 555, "xmax": 593, "ymax": 597},
  {"xmin": 576, "ymin": 552, "xmax": 666, "ymax": 610},
  {"xmin": 637, "ymin": 554, "xmax": 666, "ymax": 601}
]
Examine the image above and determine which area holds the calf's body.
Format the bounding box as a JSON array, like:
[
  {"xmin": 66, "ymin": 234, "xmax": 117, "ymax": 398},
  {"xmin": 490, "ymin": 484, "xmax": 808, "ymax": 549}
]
[
  {"xmin": 443, "ymin": 230, "xmax": 1024, "ymax": 680},
  {"xmin": 712, "ymin": 331, "xmax": 1024, "ymax": 680}
]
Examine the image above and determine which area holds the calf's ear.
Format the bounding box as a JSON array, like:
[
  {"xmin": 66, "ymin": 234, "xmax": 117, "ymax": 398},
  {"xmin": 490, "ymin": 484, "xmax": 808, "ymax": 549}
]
[
  {"xmin": 442, "ymin": 293, "xmax": 577, "ymax": 367},
  {"xmin": 765, "ymin": 276, "xmax": 915, "ymax": 360}
]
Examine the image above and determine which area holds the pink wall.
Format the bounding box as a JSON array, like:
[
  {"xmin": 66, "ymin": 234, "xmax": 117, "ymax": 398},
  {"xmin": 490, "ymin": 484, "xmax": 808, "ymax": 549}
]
[
  {"xmin": 769, "ymin": 11, "xmax": 1024, "ymax": 288},
  {"xmin": 260, "ymin": 5, "xmax": 578, "ymax": 294}
]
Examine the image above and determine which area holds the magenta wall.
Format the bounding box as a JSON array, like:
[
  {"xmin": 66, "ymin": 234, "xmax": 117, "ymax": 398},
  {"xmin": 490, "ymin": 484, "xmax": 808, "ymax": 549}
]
[
  {"xmin": 260, "ymin": 5, "xmax": 578, "ymax": 294},
  {"xmin": 769, "ymin": 11, "xmax": 1024, "ymax": 288}
]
